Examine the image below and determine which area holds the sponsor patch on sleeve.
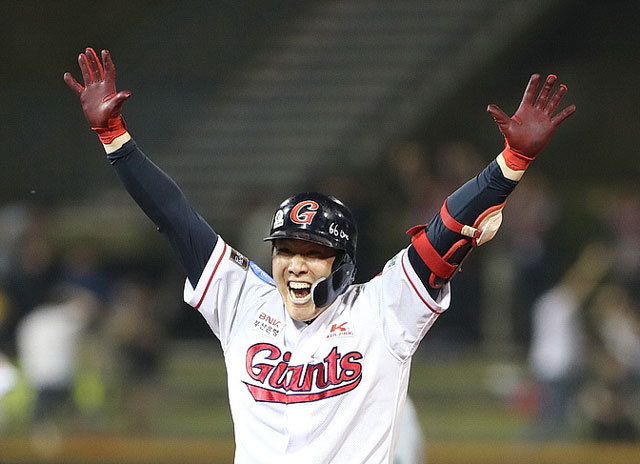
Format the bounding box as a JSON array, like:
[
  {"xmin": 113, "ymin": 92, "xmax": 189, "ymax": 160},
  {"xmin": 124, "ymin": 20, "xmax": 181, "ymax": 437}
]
[
  {"xmin": 250, "ymin": 261, "xmax": 275, "ymax": 286},
  {"xmin": 229, "ymin": 248, "xmax": 249, "ymax": 270},
  {"xmin": 383, "ymin": 250, "xmax": 402, "ymax": 273}
]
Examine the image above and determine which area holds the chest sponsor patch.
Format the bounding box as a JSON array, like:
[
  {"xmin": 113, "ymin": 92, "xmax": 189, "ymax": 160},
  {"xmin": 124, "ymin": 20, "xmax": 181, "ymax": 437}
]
[
  {"xmin": 252, "ymin": 311, "xmax": 282, "ymax": 338},
  {"xmin": 326, "ymin": 321, "xmax": 354, "ymax": 339}
]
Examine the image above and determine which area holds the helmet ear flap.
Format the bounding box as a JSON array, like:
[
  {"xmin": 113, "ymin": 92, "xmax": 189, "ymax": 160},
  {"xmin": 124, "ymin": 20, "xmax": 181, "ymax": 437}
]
[
  {"xmin": 310, "ymin": 277, "xmax": 328, "ymax": 308},
  {"xmin": 311, "ymin": 254, "xmax": 356, "ymax": 308}
]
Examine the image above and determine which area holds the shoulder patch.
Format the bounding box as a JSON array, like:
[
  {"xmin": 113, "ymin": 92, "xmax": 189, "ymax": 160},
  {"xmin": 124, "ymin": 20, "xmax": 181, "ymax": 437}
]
[
  {"xmin": 229, "ymin": 248, "xmax": 249, "ymax": 270},
  {"xmin": 383, "ymin": 250, "xmax": 403, "ymax": 272},
  {"xmin": 250, "ymin": 261, "xmax": 276, "ymax": 286}
]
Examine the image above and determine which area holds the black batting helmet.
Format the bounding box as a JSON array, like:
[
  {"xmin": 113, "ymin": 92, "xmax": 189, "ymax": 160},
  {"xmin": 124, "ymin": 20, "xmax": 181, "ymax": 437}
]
[{"xmin": 264, "ymin": 192, "xmax": 357, "ymax": 308}]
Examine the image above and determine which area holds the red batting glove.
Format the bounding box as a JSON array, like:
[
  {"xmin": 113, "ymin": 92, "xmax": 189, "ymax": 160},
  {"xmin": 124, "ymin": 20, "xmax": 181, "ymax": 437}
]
[
  {"xmin": 63, "ymin": 48, "xmax": 132, "ymax": 144},
  {"xmin": 487, "ymin": 73, "xmax": 576, "ymax": 170}
]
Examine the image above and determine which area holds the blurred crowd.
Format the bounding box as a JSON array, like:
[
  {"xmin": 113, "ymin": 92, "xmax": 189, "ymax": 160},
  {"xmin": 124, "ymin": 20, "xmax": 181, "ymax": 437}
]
[
  {"xmin": 0, "ymin": 203, "xmax": 174, "ymax": 438},
  {"xmin": 1, "ymin": 138, "xmax": 639, "ymax": 446}
]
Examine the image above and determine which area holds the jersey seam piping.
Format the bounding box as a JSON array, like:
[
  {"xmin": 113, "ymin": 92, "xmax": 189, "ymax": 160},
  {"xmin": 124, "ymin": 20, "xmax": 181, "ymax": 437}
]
[
  {"xmin": 195, "ymin": 241, "xmax": 227, "ymax": 309},
  {"xmin": 401, "ymin": 257, "xmax": 443, "ymax": 315}
]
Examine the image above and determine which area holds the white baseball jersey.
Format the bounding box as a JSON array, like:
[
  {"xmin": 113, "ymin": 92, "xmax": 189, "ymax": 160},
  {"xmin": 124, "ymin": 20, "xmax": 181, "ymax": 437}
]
[{"xmin": 184, "ymin": 236, "xmax": 450, "ymax": 463}]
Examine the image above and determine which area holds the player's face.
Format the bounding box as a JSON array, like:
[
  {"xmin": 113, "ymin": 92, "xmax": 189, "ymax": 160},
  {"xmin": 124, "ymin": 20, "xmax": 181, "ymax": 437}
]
[{"xmin": 272, "ymin": 238, "xmax": 336, "ymax": 321}]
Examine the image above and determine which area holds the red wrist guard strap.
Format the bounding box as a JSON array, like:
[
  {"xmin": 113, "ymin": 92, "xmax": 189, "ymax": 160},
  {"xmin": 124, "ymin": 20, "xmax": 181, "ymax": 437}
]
[
  {"xmin": 440, "ymin": 200, "xmax": 481, "ymax": 241},
  {"xmin": 406, "ymin": 225, "xmax": 457, "ymax": 281},
  {"xmin": 92, "ymin": 116, "xmax": 127, "ymax": 145},
  {"xmin": 501, "ymin": 144, "xmax": 535, "ymax": 171}
]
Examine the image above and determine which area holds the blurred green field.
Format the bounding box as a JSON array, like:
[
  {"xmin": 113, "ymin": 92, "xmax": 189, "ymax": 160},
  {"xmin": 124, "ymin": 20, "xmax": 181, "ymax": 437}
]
[
  {"xmin": 1, "ymin": 341, "xmax": 639, "ymax": 463},
  {"xmin": 1, "ymin": 436, "xmax": 639, "ymax": 464}
]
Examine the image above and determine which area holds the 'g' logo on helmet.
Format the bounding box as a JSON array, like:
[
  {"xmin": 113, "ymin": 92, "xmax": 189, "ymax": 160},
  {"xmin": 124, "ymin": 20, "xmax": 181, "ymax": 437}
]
[{"xmin": 290, "ymin": 200, "xmax": 319, "ymax": 224}]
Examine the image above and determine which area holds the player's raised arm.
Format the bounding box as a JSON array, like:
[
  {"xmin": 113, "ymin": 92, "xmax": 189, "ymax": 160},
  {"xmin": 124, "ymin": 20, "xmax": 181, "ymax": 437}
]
[
  {"xmin": 408, "ymin": 74, "xmax": 576, "ymax": 297},
  {"xmin": 64, "ymin": 48, "xmax": 217, "ymax": 286}
]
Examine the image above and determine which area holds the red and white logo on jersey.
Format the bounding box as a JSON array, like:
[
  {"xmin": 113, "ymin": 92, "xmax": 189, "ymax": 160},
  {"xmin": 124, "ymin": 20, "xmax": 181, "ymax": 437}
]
[
  {"xmin": 252, "ymin": 312, "xmax": 282, "ymax": 338},
  {"xmin": 290, "ymin": 200, "xmax": 319, "ymax": 224},
  {"xmin": 244, "ymin": 343, "xmax": 362, "ymax": 404},
  {"xmin": 331, "ymin": 322, "xmax": 348, "ymax": 332},
  {"xmin": 327, "ymin": 321, "xmax": 354, "ymax": 339}
]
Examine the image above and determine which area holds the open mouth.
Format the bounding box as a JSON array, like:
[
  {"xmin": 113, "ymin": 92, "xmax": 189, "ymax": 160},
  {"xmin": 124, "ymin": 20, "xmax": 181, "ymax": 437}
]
[{"xmin": 288, "ymin": 281, "xmax": 312, "ymax": 304}]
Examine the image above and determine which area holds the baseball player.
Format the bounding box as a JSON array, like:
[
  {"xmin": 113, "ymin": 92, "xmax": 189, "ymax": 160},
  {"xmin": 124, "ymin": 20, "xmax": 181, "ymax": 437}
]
[{"xmin": 64, "ymin": 48, "xmax": 575, "ymax": 463}]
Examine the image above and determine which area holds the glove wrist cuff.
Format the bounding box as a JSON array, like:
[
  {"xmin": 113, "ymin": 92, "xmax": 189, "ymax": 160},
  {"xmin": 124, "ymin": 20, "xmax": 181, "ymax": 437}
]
[
  {"xmin": 501, "ymin": 144, "xmax": 535, "ymax": 171},
  {"xmin": 92, "ymin": 116, "xmax": 127, "ymax": 145}
]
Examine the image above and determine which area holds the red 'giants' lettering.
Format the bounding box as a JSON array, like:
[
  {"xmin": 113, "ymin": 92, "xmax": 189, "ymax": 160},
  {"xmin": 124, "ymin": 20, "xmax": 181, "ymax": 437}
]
[{"xmin": 244, "ymin": 343, "xmax": 363, "ymax": 403}]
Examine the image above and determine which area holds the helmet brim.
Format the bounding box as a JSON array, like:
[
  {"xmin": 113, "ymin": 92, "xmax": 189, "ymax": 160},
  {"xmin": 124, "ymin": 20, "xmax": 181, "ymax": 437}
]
[{"xmin": 263, "ymin": 230, "xmax": 340, "ymax": 252}]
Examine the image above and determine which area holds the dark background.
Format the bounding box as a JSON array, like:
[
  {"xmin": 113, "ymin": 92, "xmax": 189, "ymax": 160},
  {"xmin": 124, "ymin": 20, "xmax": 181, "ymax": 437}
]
[{"xmin": 1, "ymin": 0, "xmax": 638, "ymax": 205}]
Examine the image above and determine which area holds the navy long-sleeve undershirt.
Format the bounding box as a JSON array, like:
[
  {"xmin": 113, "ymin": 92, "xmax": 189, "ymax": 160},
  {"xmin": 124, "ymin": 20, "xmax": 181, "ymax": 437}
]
[
  {"xmin": 107, "ymin": 140, "xmax": 217, "ymax": 287},
  {"xmin": 107, "ymin": 140, "xmax": 517, "ymax": 299}
]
